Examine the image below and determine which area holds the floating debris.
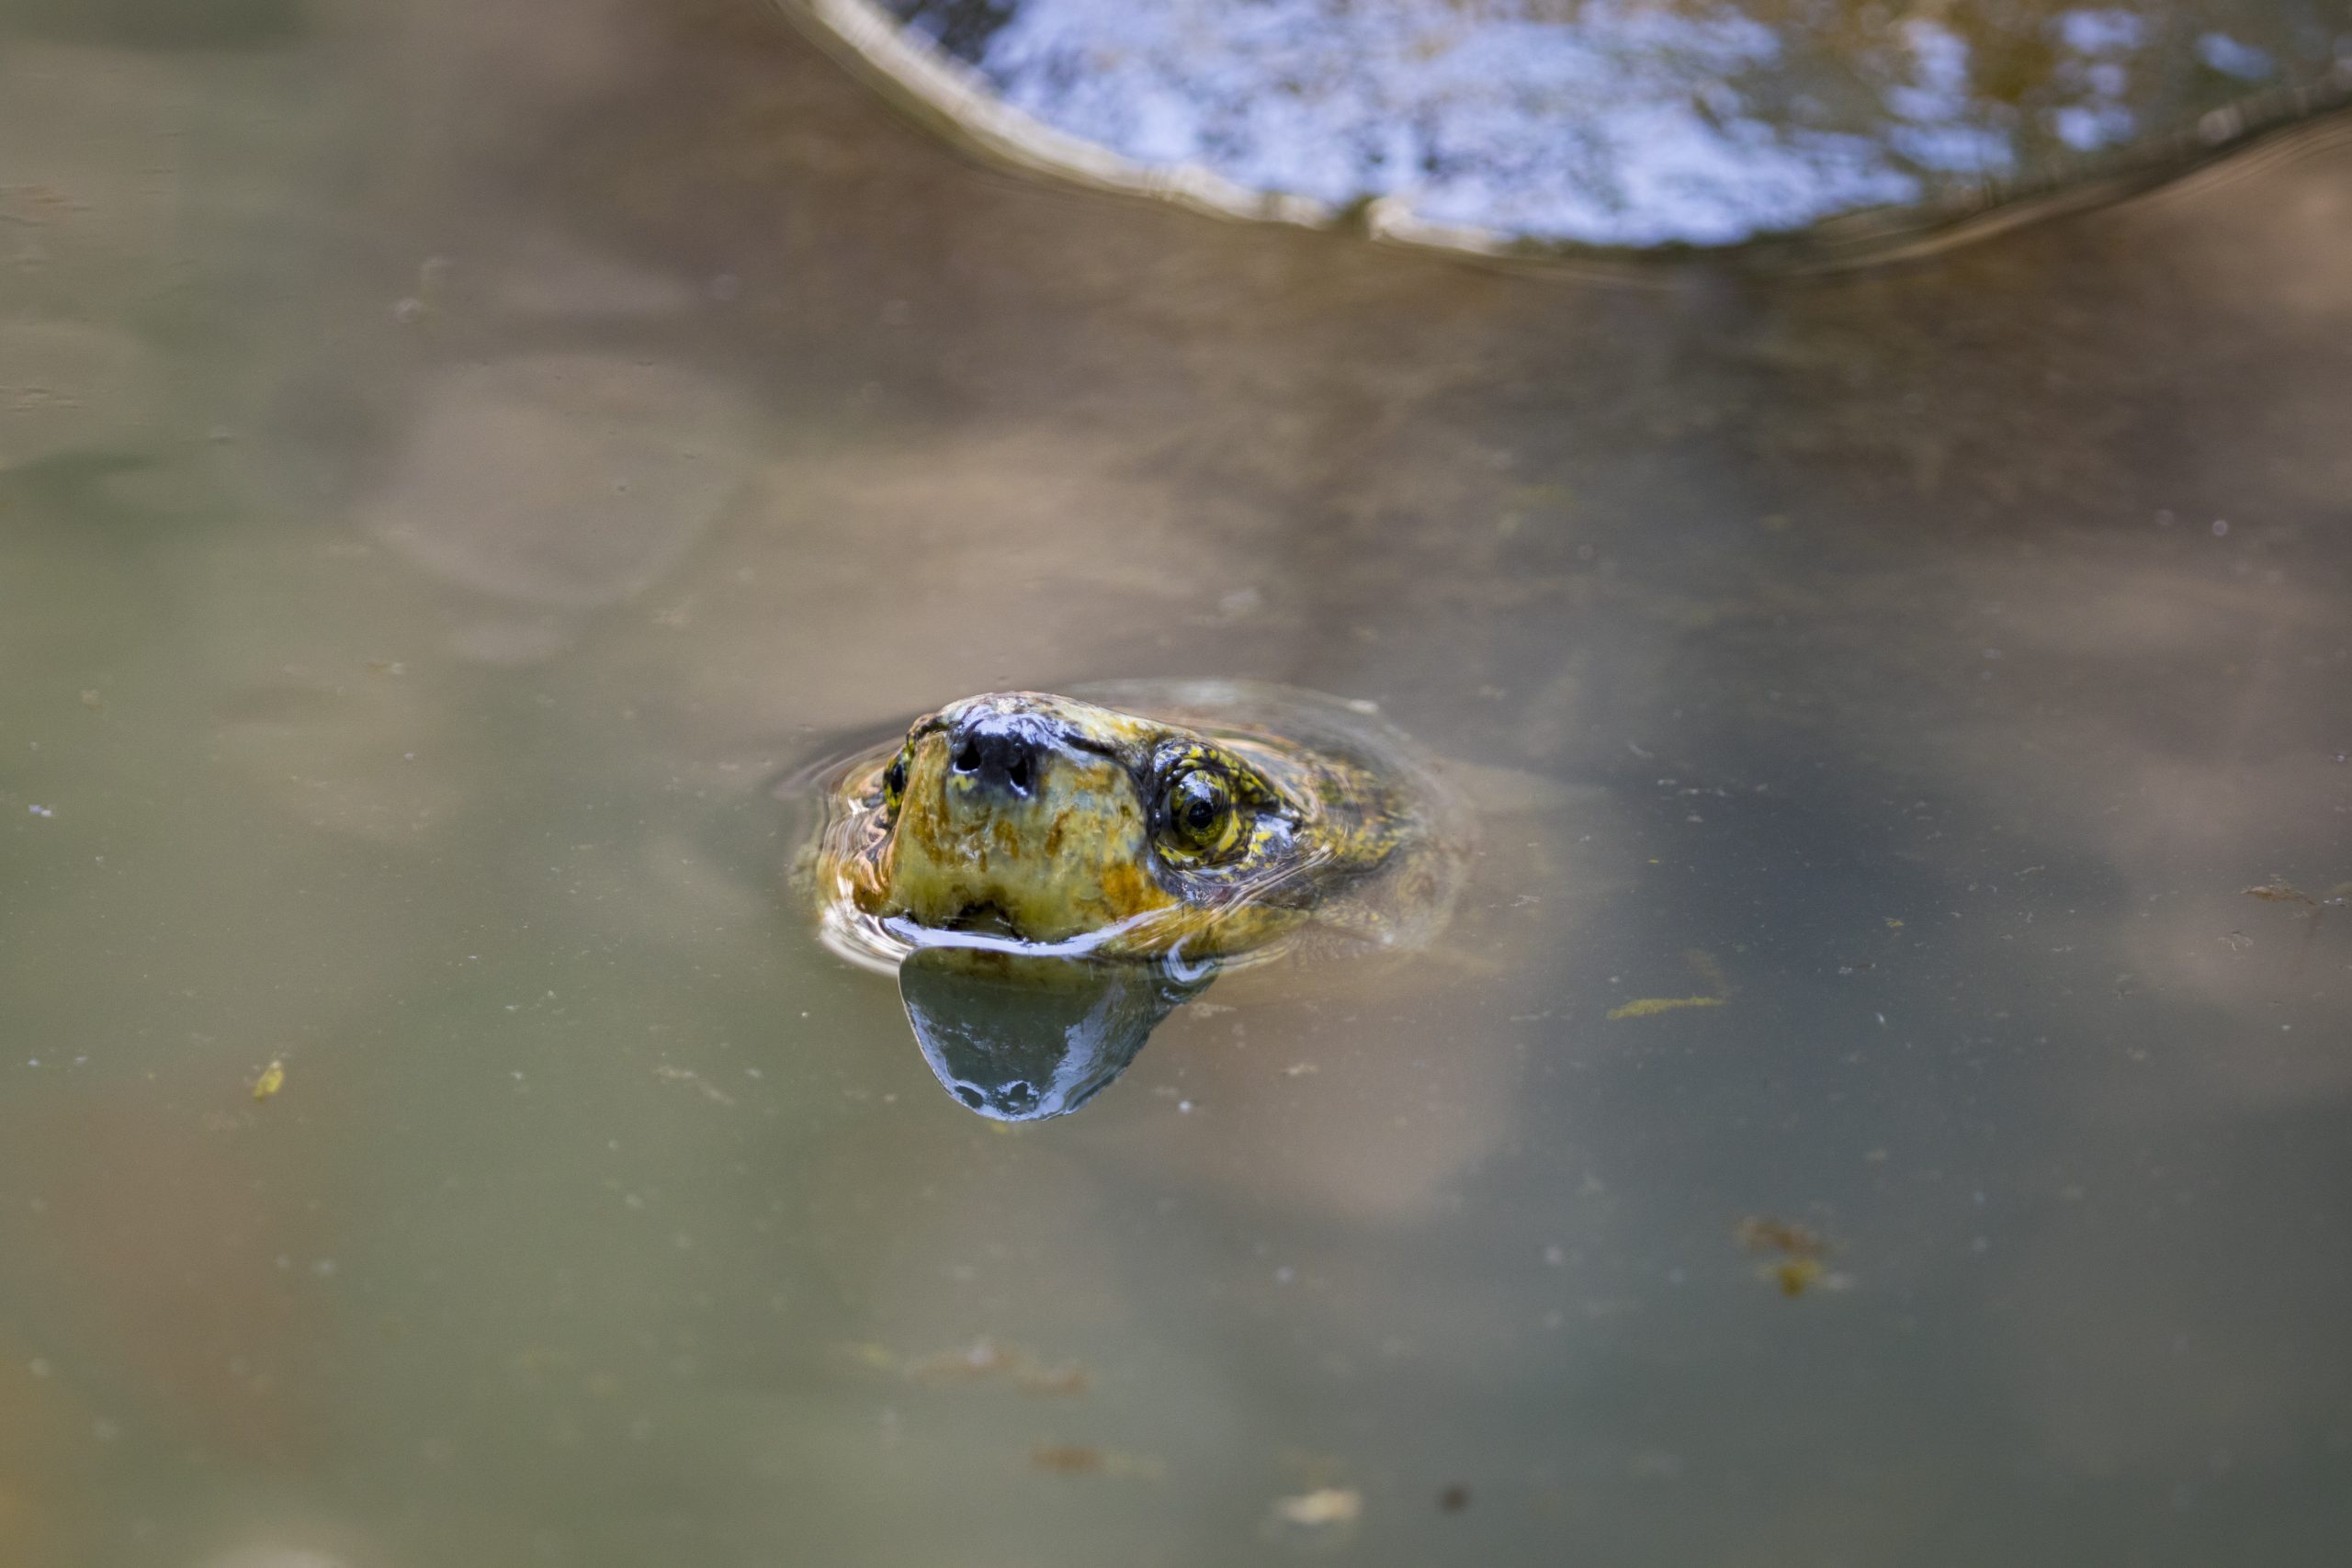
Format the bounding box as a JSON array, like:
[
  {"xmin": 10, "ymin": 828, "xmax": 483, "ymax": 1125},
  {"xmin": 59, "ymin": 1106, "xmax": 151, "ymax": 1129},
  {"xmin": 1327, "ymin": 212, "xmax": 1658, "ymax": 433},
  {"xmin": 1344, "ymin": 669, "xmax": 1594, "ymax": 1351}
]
[
  {"xmin": 1736, "ymin": 1216, "xmax": 1828, "ymax": 1258},
  {"xmin": 832, "ymin": 1341, "xmax": 900, "ymax": 1374},
  {"xmin": 1272, "ymin": 1486, "xmax": 1363, "ymax": 1529},
  {"xmin": 251, "ymin": 1059, "xmax": 286, "ymax": 1101},
  {"xmin": 1030, "ymin": 1442, "xmax": 1100, "ymax": 1473},
  {"xmin": 1607, "ymin": 995, "xmax": 1724, "ymax": 1021},
  {"xmin": 901, "ymin": 1338, "xmax": 1012, "ymax": 1384},
  {"xmin": 1765, "ymin": 1257, "xmax": 1825, "ymax": 1298},
  {"xmin": 1012, "ymin": 1360, "xmax": 1092, "ymax": 1397},
  {"xmin": 1030, "ymin": 1441, "xmax": 1163, "ymax": 1479},
  {"xmin": 651, "ymin": 1062, "xmax": 735, "ymax": 1106},
  {"xmin": 1737, "ymin": 1214, "xmax": 1851, "ymax": 1297},
  {"xmin": 839, "ymin": 1336, "xmax": 1092, "ymax": 1395},
  {"xmin": 1610, "ymin": 949, "xmax": 1733, "ymax": 1019},
  {"xmin": 2243, "ymin": 877, "xmax": 2352, "ymax": 908}
]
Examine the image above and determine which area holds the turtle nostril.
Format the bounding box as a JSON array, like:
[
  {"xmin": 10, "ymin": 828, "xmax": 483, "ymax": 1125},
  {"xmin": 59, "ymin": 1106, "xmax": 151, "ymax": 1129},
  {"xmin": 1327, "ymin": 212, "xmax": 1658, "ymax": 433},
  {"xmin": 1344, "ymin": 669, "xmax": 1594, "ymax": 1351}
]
[{"xmin": 946, "ymin": 716, "xmax": 1046, "ymax": 796}]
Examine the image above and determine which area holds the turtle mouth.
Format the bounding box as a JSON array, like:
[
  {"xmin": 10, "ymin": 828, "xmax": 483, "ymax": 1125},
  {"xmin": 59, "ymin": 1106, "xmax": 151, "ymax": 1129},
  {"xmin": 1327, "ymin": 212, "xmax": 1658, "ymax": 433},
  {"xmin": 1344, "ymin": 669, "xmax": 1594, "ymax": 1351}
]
[{"xmin": 941, "ymin": 899, "xmax": 1023, "ymax": 940}]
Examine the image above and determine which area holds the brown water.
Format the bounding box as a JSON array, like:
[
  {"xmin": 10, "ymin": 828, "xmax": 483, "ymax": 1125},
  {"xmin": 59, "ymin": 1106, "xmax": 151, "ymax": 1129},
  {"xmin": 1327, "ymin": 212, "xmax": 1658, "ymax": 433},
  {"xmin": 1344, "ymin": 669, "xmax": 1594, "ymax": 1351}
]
[{"xmin": 3, "ymin": 2, "xmax": 2350, "ymax": 1564}]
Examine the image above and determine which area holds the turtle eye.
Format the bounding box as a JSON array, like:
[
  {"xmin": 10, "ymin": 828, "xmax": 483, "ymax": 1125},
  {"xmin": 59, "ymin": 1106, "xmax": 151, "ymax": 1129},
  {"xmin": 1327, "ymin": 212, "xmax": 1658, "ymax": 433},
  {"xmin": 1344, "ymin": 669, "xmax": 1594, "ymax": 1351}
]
[
  {"xmin": 1159, "ymin": 767, "xmax": 1239, "ymax": 861},
  {"xmin": 881, "ymin": 750, "xmax": 910, "ymax": 809}
]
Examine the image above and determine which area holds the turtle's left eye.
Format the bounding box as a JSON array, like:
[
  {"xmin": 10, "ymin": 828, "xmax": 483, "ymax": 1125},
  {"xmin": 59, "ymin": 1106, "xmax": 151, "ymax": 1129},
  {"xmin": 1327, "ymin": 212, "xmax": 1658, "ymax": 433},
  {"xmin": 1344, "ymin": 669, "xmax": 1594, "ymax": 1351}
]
[
  {"xmin": 881, "ymin": 749, "xmax": 910, "ymax": 809},
  {"xmin": 1159, "ymin": 767, "xmax": 1240, "ymax": 862}
]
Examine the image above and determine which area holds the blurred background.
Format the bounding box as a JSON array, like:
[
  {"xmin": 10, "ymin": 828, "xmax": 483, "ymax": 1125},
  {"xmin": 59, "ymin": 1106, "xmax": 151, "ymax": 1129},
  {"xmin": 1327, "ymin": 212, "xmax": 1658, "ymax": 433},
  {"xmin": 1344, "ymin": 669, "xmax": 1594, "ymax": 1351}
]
[{"xmin": 1, "ymin": 1, "xmax": 2348, "ymax": 1564}]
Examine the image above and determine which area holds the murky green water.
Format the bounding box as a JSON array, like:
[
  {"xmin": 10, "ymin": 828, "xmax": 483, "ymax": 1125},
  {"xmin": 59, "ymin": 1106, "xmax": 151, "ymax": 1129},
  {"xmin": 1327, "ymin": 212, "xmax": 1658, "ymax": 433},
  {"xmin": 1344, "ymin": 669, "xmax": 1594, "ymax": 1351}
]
[{"xmin": 5, "ymin": 2, "xmax": 2350, "ymax": 1564}]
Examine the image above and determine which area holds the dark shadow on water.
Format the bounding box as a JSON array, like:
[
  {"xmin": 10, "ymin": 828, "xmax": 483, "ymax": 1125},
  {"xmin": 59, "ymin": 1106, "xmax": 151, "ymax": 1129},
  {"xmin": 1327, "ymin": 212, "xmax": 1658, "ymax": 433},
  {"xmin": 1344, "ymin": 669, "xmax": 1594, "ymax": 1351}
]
[{"xmin": 897, "ymin": 945, "xmax": 1214, "ymax": 1121}]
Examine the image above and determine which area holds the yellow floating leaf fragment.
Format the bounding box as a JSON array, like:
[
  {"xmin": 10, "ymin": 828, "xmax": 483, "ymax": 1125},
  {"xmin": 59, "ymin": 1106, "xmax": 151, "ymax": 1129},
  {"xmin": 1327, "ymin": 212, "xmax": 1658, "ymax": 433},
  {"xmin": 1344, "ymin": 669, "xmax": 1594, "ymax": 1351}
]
[
  {"xmin": 1736, "ymin": 1215, "xmax": 1828, "ymax": 1258},
  {"xmin": 1274, "ymin": 1487, "xmax": 1363, "ymax": 1527},
  {"xmin": 1030, "ymin": 1442, "xmax": 1102, "ymax": 1474},
  {"xmin": 833, "ymin": 1341, "xmax": 901, "ymax": 1373},
  {"xmin": 906, "ymin": 1337, "xmax": 1013, "ymax": 1383},
  {"xmin": 1605, "ymin": 996, "xmax": 1725, "ymax": 1021},
  {"xmin": 1013, "ymin": 1361, "xmax": 1092, "ymax": 1397},
  {"xmin": 252, "ymin": 1059, "xmax": 286, "ymax": 1100},
  {"xmin": 1031, "ymin": 1442, "xmax": 1164, "ymax": 1480}
]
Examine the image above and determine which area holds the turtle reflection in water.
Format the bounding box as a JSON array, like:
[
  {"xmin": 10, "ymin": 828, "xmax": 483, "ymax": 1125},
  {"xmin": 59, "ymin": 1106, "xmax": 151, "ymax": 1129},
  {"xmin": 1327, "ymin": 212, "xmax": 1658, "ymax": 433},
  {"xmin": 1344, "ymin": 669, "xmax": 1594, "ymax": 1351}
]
[{"xmin": 804, "ymin": 682, "xmax": 1469, "ymax": 1119}]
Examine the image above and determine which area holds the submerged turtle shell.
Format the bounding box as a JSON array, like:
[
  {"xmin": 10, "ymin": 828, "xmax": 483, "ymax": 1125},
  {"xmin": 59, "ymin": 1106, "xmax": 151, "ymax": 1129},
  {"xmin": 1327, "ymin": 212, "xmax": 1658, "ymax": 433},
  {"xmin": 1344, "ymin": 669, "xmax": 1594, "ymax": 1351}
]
[
  {"xmin": 788, "ymin": 0, "xmax": 2352, "ymax": 266},
  {"xmin": 803, "ymin": 680, "xmax": 1471, "ymax": 973}
]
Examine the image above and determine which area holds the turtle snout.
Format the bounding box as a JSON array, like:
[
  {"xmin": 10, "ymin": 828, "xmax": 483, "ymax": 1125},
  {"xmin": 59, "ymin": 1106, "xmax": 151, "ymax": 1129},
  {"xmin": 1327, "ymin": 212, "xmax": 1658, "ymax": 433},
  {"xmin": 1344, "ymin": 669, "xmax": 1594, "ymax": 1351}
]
[{"xmin": 945, "ymin": 711, "xmax": 1052, "ymax": 800}]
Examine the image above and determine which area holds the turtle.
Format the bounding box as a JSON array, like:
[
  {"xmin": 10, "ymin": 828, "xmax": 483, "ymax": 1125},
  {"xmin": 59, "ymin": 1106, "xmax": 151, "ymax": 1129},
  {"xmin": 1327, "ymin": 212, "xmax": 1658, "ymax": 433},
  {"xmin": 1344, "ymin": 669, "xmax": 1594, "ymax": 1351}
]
[
  {"xmin": 797, "ymin": 681, "xmax": 1475, "ymax": 1119},
  {"xmin": 803, "ymin": 680, "xmax": 1471, "ymax": 975}
]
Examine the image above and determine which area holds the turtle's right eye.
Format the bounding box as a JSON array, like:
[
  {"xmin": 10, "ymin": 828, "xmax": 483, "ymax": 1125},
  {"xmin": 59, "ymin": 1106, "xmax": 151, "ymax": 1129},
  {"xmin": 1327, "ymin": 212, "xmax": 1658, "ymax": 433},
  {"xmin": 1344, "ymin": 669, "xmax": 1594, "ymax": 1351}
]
[
  {"xmin": 881, "ymin": 750, "xmax": 910, "ymax": 808},
  {"xmin": 1157, "ymin": 765, "xmax": 1240, "ymax": 863}
]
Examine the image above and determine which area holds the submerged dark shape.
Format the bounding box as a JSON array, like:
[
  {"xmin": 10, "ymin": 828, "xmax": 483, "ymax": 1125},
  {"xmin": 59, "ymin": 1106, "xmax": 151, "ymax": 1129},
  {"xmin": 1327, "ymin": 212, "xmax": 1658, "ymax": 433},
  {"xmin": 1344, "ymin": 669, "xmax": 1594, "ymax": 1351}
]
[{"xmin": 898, "ymin": 945, "xmax": 1212, "ymax": 1121}]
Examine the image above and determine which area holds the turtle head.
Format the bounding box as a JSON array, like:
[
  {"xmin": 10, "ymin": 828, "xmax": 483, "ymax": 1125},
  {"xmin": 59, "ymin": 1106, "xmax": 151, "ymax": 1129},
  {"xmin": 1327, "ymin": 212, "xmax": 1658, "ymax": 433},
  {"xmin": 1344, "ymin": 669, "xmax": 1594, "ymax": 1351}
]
[{"xmin": 838, "ymin": 692, "xmax": 1306, "ymax": 956}]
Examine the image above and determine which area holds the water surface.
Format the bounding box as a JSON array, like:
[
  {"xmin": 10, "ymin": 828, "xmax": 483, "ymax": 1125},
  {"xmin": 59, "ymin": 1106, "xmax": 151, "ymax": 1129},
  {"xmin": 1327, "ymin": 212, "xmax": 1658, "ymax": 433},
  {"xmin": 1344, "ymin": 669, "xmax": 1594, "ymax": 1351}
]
[{"xmin": 2, "ymin": 2, "xmax": 2349, "ymax": 1564}]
